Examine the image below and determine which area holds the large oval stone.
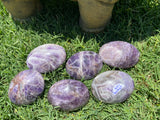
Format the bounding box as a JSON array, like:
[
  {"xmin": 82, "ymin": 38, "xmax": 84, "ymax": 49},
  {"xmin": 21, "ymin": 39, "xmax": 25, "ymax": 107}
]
[
  {"xmin": 91, "ymin": 71, "xmax": 134, "ymax": 103},
  {"xmin": 66, "ymin": 51, "xmax": 103, "ymax": 80},
  {"xmin": 48, "ymin": 79, "xmax": 90, "ymax": 111},
  {"xmin": 99, "ymin": 41, "xmax": 140, "ymax": 68},
  {"xmin": 26, "ymin": 44, "xmax": 66, "ymax": 73},
  {"xmin": 8, "ymin": 70, "xmax": 44, "ymax": 105}
]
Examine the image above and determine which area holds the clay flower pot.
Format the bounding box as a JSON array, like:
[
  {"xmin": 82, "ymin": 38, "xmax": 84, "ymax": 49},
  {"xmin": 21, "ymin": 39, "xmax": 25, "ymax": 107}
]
[
  {"xmin": 2, "ymin": 0, "xmax": 119, "ymax": 32},
  {"xmin": 1, "ymin": 0, "xmax": 42, "ymax": 19},
  {"xmin": 77, "ymin": 0, "xmax": 119, "ymax": 32}
]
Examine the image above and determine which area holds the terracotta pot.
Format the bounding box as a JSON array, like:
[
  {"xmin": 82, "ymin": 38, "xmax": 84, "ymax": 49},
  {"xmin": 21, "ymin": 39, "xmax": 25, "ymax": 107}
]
[
  {"xmin": 77, "ymin": 0, "xmax": 119, "ymax": 32},
  {"xmin": 1, "ymin": 0, "xmax": 42, "ymax": 19},
  {"xmin": 2, "ymin": 0, "xmax": 119, "ymax": 33}
]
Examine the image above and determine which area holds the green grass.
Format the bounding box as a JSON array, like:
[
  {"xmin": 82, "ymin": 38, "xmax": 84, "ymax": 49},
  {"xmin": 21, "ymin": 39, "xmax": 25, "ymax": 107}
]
[{"xmin": 0, "ymin": 0, "xmax": 160, "ymax": 119}]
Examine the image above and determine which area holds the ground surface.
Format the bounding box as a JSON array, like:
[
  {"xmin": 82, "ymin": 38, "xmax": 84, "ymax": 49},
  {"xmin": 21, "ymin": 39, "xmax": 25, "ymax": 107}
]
[{"xmin": 0, "ymin": 0, "xmax": 160, "ymax": 119}]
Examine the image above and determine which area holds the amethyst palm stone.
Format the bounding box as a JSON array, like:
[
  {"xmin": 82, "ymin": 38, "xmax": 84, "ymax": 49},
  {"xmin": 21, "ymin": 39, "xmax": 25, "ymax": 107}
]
[
  {"xmin": 48, "ymin": 79, "xmax": 90, "ymax": 111},
  {"xmin": 66, "ymin": 51, "xmax": 103, "ymax": 80},
  {"xmin": 26, "ymin": 44, "xmax": 66, "ymax": 73},
  {"xmin": 91, "ymin": 71, "xmax": 134, "ymax": 103},
  {"xmin": 99, "ymin": 41, "xmax": 140, "ymax": 68},
  {"xmin": 8, "ymin": 70, "xmax": 44, "ymax": 105}
]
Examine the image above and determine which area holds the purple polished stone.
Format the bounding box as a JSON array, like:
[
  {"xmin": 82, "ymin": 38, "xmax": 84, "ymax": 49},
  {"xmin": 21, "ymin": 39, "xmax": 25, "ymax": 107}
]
[
  {"xmin": 66, "ymin": 51, "xmax": 103, "ymax": 80},
  {"xmin": 91, "ymin": 71, "xmax": 134, "ymax": 103},
  {"xmin": 48, "ymin": 79, "xmax": 90, "ymax": 111},
  {"xmin": 99, "ymin": 41, "xmax": 140, "ymax": 68},
  {"xmin": 26, "ymin": 44, "xmax": 66, "ymax": 73},
  {"xmin": 8, "ymin": 70, "xmax": 44, "ymax": 105}
]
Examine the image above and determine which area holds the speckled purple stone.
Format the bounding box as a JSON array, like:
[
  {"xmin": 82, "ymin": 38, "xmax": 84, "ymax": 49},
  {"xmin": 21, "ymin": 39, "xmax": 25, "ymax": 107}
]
[
  {"xmin": 91, "ymin": 71, "xmax": 134, "ymax": 103},
  {"xmin": 8, "ymin": 70, "xmax": 44, "ymax": 105},
  {"xmin": 26, "ymin": 44, "xmax": 66, "ymax": 73},
  {"xmin": 66, "ymin": 51, "xmax": 103, "ymax": 80},
  {"xmin": 48, "ymin": 79, "xmax": 90, "ymax": 111},
  {"xmin": 99, "ymin": 41, "xmax": 140, "ymax": 68}
]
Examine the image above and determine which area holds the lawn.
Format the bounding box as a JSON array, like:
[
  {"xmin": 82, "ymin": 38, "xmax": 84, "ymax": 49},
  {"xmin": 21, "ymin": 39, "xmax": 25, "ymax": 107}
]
[{"xmin": 0, "ymin": 0, "xmax": 160, "ymax": 119}]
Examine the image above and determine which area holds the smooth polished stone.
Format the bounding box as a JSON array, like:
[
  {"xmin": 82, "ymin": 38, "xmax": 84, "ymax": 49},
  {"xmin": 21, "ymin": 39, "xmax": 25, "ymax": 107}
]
[
  {"xmin": 8, "ymin": 70, "xmax": 44, "ymax": 105},
  {"xmin": 66, "ymin": 51, "xmax": 103, "ymax": 80},
  {"xmin": 26, "ymin": 44, "xmax": 66, "ymax": 73},
  {"xmin": 99, "ymin": 41, "xmax": 140, "ymax": 68},
  {"xmin": 91, "ymin": 71, "xmax": 134, "ymax": 103},
  {"xmin": 48, "ymin": 79, "xmax": 90, "ymax": 111}
]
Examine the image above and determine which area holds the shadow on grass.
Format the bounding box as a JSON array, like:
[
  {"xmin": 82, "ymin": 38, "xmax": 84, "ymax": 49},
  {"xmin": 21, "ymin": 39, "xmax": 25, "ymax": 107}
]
[
  {"xmin": 14, "ymin": 0, "xmax": 160, "ymax": 45},
  {"xmin": 14, "ymin": 0, "xmax": 82, "ymax": 38}
]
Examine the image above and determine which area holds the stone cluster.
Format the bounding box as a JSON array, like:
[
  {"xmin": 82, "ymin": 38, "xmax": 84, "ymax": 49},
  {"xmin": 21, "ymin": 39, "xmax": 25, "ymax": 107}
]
[{"xmin": 8, "ymin": 41, "xmax": 139, "ymax": 111}]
